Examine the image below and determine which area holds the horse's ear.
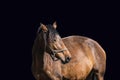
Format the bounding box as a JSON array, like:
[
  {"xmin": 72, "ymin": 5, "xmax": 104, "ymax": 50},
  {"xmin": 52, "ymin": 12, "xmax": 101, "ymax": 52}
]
[
  {"xmin": 40, "ymin": 23, "xmax": 48, "ymax": 32},
  {"xmin": 53, "ymin": 21, "xmax": 57, "ymax": 29}
]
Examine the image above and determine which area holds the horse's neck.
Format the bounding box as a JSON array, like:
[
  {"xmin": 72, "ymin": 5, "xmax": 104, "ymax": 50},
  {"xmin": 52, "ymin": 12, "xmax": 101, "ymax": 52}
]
[
  {"xmin": 33, "ymin": 34, "xmax": 58, "ymax": 68},
  {"xmin": 43, "ymin": 52, "xmax": 60, "ymax": 68},
  {"xmin": 33, "ymin": 34, "xmax": 62, "ymax": 77},
  {"xmin": 32, "ymin": 34, "xmax": 46, "ymax": 68},
  {"xmin": 43, "ymin": 52, "xmax": 62, "ymax": 76},
  {"xmin": 43, "ymin": 52, "xmax": 53, "ymax": 68}
]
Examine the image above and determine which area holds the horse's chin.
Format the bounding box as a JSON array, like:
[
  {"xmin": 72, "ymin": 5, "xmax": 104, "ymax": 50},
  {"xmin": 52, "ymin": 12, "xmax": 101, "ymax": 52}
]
[{"xmin": 61, "ymin": 60, "xmax": 68, "ymax": 64}]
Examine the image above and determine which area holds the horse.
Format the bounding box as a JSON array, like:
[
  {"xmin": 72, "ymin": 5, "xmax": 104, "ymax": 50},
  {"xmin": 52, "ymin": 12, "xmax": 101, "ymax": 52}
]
[{"xmin": 31, "ymin": 22, "xmax": 106, "ymax": 80}]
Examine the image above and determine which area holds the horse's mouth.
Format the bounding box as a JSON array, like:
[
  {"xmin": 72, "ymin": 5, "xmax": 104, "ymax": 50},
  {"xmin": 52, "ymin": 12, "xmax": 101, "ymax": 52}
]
[{"xmin": 61, "ymin": 57, "xmax": 71, "ymax": 64}]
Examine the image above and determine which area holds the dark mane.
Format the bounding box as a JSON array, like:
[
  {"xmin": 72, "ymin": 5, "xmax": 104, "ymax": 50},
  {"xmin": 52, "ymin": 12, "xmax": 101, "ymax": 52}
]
[{"xmin": 46, "ymin": 24, "xmax": 58, "ymax": 42}]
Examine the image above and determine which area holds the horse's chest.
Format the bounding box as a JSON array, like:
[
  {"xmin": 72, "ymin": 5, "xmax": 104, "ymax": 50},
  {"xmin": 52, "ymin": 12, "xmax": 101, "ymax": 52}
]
[
  {"xmin": 43, "ymin": 53, "xmax": 62, "ymax": 80},
  {"xmin": 43, "ymin": 63, "xmax": 62, "ymax": 80},
  {"xmin": 62, "ymin": 60, "xmax": 93, "ymax": 80}
]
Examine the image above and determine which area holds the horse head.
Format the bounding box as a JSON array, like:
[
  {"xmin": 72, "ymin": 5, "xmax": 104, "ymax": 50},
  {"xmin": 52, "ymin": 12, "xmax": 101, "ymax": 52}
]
[{"xmin": 37, "ymin": 21, "xmax": 71, "ymax": 64}]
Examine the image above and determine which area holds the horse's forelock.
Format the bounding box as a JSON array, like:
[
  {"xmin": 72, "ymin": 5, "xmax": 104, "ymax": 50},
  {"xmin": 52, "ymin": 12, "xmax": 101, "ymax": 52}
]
[{"xmin": 46, "ymin": 25, "xmax": 58, "ymax": 42}]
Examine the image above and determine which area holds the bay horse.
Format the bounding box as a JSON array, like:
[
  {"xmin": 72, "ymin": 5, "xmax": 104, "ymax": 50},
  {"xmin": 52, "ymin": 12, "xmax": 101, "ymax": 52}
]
[{"xmin": 32, "ymin": 22, "xmax": 106, "ymax": 80}]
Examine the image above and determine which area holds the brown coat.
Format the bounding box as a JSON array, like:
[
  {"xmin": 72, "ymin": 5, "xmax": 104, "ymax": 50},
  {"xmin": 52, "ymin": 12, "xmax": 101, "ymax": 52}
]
[{"xmin": 32, "ymin": 35, "xmax": 106, "ymax": 80}]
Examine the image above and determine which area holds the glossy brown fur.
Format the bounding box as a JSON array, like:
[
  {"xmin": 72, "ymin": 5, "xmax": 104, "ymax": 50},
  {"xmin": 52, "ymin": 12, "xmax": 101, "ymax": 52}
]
[
  {"xmin": 32, "ymin": 35, "xmax": 106, "ymax": 80},
  {"xmin": 32, "ymin": 22, "xmax": 106, "ymax": 80},
  {"xmin": 62, "ymin": 36, "xmax": 106, "ymax": 80}
]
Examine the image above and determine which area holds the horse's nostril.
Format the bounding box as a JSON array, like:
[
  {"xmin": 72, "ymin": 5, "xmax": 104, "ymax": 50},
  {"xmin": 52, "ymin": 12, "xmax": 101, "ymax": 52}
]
[{"xmin": 66, "ymin": 57, "xmax": 71, "ymax": 63}]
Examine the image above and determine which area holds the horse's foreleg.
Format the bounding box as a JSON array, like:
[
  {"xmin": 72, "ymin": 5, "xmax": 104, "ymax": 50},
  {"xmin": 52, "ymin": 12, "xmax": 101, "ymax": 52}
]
[
  {"xmin": 93, "ymin": 72, "xmax": 104, "ymax": 80},
  {"xmin": 96, "ymin": 74, "xmax": 104, "ymax": 80},
  {"xmin": 36, "ymin": 74, "xmax": 40, "ymax": 80}
]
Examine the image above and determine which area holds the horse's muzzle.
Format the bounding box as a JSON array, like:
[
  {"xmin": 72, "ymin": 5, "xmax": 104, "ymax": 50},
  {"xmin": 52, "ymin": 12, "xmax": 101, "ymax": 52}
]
[
  {"xmin": 50, "ymin": 48, "xmax": 71, "ymax": 64},
  {"xmin": 66, "ymin": 57, "xmax": 71, "ymax": 63},
  {"xmin": 62, "ymin": 57, "xmax": 71, "ymax": 64}
]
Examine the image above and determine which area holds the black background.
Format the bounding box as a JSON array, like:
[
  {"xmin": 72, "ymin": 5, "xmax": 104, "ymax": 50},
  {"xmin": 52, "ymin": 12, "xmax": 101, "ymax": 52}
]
[{"xmin": 1, "ymin": 1, "xmax": 119, "ymax": 80}]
